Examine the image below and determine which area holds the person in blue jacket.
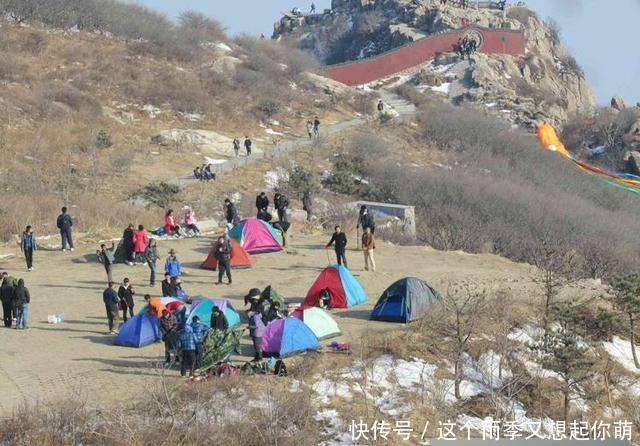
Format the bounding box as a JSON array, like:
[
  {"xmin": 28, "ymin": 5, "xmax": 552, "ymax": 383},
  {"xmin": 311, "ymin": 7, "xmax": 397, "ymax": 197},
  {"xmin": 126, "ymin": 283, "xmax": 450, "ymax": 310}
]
[
  {"xmin": 20, "ymin": 225, "xmax": 37, "ymax": 271},
  {"xmin": 165, "ymin": 249, "xmax": 182, "ymax": 278}
]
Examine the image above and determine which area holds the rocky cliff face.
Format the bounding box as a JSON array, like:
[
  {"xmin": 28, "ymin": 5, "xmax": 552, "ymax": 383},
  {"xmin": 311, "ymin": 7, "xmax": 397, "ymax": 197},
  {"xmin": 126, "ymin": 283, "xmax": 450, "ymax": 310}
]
[{"xmin": 274, "ymin": 1, "xmax": 596, "ymax": 127}]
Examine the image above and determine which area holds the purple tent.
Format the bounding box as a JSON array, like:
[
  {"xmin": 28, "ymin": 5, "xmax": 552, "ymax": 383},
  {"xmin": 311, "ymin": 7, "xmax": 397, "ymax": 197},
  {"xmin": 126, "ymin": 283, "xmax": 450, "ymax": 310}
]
[{"xmin": 260, "ymin": 318, "xmax": 320, "ymax": 358}]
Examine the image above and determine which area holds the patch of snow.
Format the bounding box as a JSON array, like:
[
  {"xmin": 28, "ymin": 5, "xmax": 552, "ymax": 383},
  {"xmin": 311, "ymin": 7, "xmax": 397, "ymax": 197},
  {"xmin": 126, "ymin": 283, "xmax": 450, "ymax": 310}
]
[
  {"xmin": 312, "ymin": 378, "xmax": 353, "ymax": 404},
  {"xmin": 586, "ymin": 145, "xmax": 606, "ymax": 156},
  {"xmin": 289, "ymin": 81, "xmax": 298, "ymax": 90},
  {"xmin": 508, "ymin": 324, "xmax": 543, "ymax": 345},
  {"xmin": 429, "ymin": 82, "xmax": 452, "ymax": 94},
  {"xmin": 204, "ymin": 157, "xmax": 226, "ymax": 165},
  {"xmin": 180, "ymin": 112, "xmax": 205, "ymax": 122},
  {"xmin": 264, "ymin": 168, "xmax": 290, "ymax": 192},
  {"xmin": 265, "ymin": 128, "xmax": 284, "ymax": 136},
  {"xmin": 270, "ymin": 119, "xmax": 280, "ymax": 126},
  {"xmin": 316, "ymin": 409, "xmax": 351, "ymax": 446},
  {"xmin": 485, "ymin": 102, "xmax": 497, "ymax": 108},
  {"xmin": 142, "ymin": 104, "xmax": 161, "ymax": 119},
  {"xmin": 150, "ymin": 151, "xmax": 160, "ymax": 155},
  {"xmin": 289, "ymin": 379, "xmax": 302, "ymax": 393},
  {"xmin": 215, "ymin": 42, "xmax": 232, "ymax": 52},
  {"xmin": 603, "ymin": 336, "xmax": 640, "ymax": 374}
]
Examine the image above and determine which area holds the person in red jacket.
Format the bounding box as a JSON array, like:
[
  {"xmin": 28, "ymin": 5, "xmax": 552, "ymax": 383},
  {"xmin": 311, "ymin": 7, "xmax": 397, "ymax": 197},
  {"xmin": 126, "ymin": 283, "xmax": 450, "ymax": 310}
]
[
  {"xmin": 132, "ymin": 225, "xmax": 149, "ymax": 264},
  {"xmin": 164, "ymin": 209, "xmax": 182, "ymax": 237}
]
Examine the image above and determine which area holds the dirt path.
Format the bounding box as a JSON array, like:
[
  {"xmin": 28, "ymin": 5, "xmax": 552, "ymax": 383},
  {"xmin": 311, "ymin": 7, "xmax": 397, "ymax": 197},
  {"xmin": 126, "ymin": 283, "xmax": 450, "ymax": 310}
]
[{"xmin": 0, "ymin": 228, "xmax": 539, "ymax": 414}]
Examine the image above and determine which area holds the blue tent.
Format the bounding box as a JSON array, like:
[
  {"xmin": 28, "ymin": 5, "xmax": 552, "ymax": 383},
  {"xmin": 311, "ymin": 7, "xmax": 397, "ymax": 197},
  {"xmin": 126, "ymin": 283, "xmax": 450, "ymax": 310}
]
[
  {"xmin": 261, "ymin": 318, "xmax": 320, "ymax": 358},
  {"xmin": 370, "ymin": 277, "xmax": 443, "ymax": 323},
  {"xmin": 115, "ymin": 313, "xmax": 161, "ymax": 347}
]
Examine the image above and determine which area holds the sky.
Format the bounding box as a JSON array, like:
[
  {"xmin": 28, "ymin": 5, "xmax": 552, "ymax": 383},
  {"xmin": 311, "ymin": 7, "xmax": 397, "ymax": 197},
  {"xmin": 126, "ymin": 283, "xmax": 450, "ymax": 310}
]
[{"xmin": 134, "ymin": 0, "xmax": 640, "ymax": 106}]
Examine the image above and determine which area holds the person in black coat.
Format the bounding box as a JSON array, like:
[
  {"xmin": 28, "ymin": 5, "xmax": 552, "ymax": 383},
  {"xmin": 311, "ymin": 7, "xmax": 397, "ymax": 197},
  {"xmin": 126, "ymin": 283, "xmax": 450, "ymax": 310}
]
[
  {"xmin": 215, "ymin": 236, "xmax": 232, "ymax": 285},
  {"xmin": 210, "ymin": 306, "xmax": 229, "ymax": 331},
  {"xmin": 224, "ymin": 198, "xmax": 238, "ymax": 226},
  {"xmin": 274, "ymin": 193, "xmax": 289, "ymax": 223},
  {"xmin": 56, "ymin": 206, "xmax": 74, "ymax": 251},
  {"xmin": 244, "ymin": 136, "xmax": 252, "ymax": 156},
  {"xmin": 122, "ymin": 224, "xmax": 135, "ymax": 265},
  {"xmin": 161, "ymin": 273, "xmax": 176, "ymax": 297},
  {"xmin": 326, "ymin": 225, "xmax": 348, "ymax": 267},
  {"xmin": 118, "ymin": 278, "xmax": 135, "ymax": 321},
  {"xmin": 0, "ymin": 277, "xmax": 14, "ymax": 327},
  {"xmin": 255, "ymin": 192, "xmax": 269, "ymax": 213},
  {"xmin": 103, "ymin": 282, "xmax": 120, "ymax": 334},
  {"xmin": 357, "ymin": 205, "xmax": 376, "ymax": 234}
]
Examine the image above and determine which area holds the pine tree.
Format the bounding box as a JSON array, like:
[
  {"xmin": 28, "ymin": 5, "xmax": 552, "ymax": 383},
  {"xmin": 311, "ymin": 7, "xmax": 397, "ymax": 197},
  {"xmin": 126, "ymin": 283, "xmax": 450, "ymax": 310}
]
[{"xmin": 609, "ymin": 273, "xmax": 640, "ymax": 369}]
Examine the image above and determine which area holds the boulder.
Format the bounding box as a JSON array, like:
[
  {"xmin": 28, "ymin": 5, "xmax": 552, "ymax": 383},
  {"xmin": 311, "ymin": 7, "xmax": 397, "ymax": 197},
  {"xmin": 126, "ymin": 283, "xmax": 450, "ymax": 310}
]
[
  {"xmin": 626, "ymin": 151, "xmax": 640, "ymax": 175},
  {"xmin": 611, "ymin": 96, "xmax": 627, "ymax": 111}
]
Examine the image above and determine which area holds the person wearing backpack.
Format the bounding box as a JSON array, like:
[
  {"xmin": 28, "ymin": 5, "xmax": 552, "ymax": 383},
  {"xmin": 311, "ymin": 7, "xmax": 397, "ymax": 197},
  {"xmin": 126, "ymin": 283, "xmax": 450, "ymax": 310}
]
[
  {"xmin": 20, "ymin": 225, "xmax": 37, "ymax": 271},
  {"xmin": 97, "ymin": 241, "xmax": 116, "ymax": 283},
  {"xmin": 56, "ymin": 206, "xmax": 74, "ymax": 251}
]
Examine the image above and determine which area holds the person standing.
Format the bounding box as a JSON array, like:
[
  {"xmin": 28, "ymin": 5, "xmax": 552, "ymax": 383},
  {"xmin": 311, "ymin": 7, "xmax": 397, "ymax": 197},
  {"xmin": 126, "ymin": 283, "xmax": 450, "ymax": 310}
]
[
  {"xmin": 20, "ymin": 225, "xmax": 37, "ymax": 271},
  {"xmin": 306, "ymin": 120, "xmax": 314, "ymax": 139},
  {"xmin": 247, "ymin": 310, "xmax": 266, "ymax": 361},
  {"xmin": 159, "ymin": 309, "xmax": 178, "ymax": 364},
  {"xmin": 183, "ymin": 206, "xmax": 201, "ymax": 236},
  {"xmin": 103, "ymin": 282, "xmax": 120, "ymax": 334},
  {"xmin": 310, "ymin": 2, "xmax": 316, "ymax": 13},
  {"xmin": 224, "ymin": 198, "xmax": 239, "ymax": 226},
  {"xmin": 361, "ymin": 226, "xmax": 376, "ymax": 272},
  {"xmin": 97, "ymin": 242, "xmax": 116, "ymax": 283},
  {"xmin": 313, "ymin": 116, "xmax": 320, "ymax": 138},
  {"xmin": 122, "ymin": 224, "xmax": 135, "ymax": 266},
  {"xmin": 13, "ymin": 279, "xmax": 30, "ymax": 329},
  {"xmin": 56, "ymin": 206, "xmax": 74, "ymax": 251},
  {"xmin": 145, "ymin": 239, "xmax": 159, "ymax": 287},
  {"xmin": 274, "ymin": 192, "xmax": 289, "ymax": 223},
  {"xmin": 1, "ymin": 277, "xmax": 14, "ymax": 327},
  {"xmin": 255, "ymin": 192, "xmax": 269, "ymax": 213},
  {"xmin": 244, "ymin": 136, "xmax": 252, "ymax": 156},
  {"xmin": 215, "ymin": 236, "xmax": 232, "ymax": 285},
  {"xmin": 302, "ymin": 191, "xmax": 313, "ymax": 221},
  {"xmin": 191, "ymin": 316, "xmax": 208, "ymax": 369},
  {"xmin": 326, "ymin": 225, "xmax": 348, "ymax": 267},
  {"xmin": 118, "ymin": 278, "xmax": 135, "ymax": 322},
  {"xmin": 233, "ymin": 137, "xmax": 241, "ymax": 157},
  {"xmin": 132, "ymin": 225, "xmax": 149, "ymax": 265},
  {"xmin": 357, "ymin": 205, "xmax": 376, "ymax": 234},
  {"xmin": 165, "ymin": 249, "xmax": 182, "ymax": 279},
  {"xmin": 179, "ymin": 323, "xmax": 198, "ymax": 378}
]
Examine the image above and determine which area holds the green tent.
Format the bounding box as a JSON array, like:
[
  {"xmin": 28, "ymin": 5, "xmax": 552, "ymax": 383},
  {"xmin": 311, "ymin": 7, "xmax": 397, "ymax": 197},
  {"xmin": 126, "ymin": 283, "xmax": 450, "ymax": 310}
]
[
  {"xmin": 198, "ymin": 328, "xmax": 244, "ymax": 371},
  {"xmin": 260, "ymin": 285, "xmax": 285, "ymax": 308},
  {"xmin": 113, "ymin": 239, "xmax": 128, "ymax": 263}
]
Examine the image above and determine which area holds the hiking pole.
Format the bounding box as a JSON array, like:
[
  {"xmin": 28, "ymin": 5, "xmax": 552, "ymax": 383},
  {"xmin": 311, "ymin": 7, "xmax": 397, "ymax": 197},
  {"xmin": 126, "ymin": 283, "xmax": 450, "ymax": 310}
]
[{"xmin": 325, "ymin": 247, "xmax": 331, "ymax": 266}]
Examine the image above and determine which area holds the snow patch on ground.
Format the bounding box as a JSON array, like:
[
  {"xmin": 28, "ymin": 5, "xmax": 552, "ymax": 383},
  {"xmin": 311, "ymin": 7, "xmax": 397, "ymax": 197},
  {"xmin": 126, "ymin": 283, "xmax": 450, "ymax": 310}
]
[
  {"xmin": 142, "ymin": 104, "xmax": 161, "ymax": 119},
  {"xmin": 508, "ymin": 324, "xmax": 543, "ymax": 345},
  {"xmin": 603, "ymin": 336, "xmax": 640, "ymax": 374},
  {"xmin": 264, "ymin": 168, "xmax": 290, "ymax": 191},
  {"xmin": 204, "ymin": 157, "xmax": 226, "ymax": 165},
  {"xmin": 215, "ymin": 42, "xmax": 232, "ymax": 52},
  {"xmin": 265, "ymin": 128, "xmax": 284, "ymax": 136},
  {"xmin": 429, "ymin": 82, "xmax": 452, "ymax": 94},
  {"xmin": 312, "ymin": 378, "xmax": 353, "ymax": 404}
]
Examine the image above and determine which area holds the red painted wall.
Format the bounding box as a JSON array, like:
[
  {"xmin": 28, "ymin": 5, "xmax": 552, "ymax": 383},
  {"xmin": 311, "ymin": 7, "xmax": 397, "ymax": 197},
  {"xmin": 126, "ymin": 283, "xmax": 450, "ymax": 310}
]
[{"xmin": 323, "ymin": 25, "xmax": 526, "ymax": 86}]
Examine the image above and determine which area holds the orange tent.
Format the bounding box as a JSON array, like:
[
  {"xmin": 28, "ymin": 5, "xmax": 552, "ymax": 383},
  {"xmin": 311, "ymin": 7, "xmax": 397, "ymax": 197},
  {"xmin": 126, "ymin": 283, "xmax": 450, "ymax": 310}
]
[{"xmin": 200, "ymin": 238, "xmax": 256, "ymax": 270}]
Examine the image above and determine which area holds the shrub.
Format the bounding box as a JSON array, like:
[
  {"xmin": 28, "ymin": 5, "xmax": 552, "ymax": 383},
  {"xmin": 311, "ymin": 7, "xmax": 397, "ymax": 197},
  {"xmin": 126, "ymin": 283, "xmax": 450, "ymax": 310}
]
[
  {"xmin": 95, "ymin": 130, "xmax": 112, "ymax": 149},
  {"xmin": 130, "ymin": 182, "xmax": 181, "ymax": 208}
]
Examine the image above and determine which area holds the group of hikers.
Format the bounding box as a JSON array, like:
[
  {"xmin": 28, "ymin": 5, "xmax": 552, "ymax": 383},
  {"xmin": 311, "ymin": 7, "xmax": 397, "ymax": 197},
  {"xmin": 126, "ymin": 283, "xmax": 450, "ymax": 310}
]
[
  {"xmin": 305, "ymin": 117, "xmax": 321, "ymax": 139},
  {"xmin": 1, "ymin": 272, "xmax": 31, "ymax": 329},
  {"xmin": 232, "ymin": 136, "xmax": 253, "ymax": 157},
  {"xmin": 193, "ymin": 164, "xmax": 215, "ymax": 182},
  {"xmin": 454, "ymin": 35, "xmax": 478, "ymax": 59}
]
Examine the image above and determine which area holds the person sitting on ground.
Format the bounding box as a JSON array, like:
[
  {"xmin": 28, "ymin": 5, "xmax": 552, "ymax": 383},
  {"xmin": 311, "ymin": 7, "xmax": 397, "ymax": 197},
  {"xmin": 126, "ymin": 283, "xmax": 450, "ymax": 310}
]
[
  {"xmin": 122, "ymin": 223, "xmax": 135, "ymax": 266},
  {"xmin": 174, "ymin": 277, "xmax": 187, "ymax": 299},
  {"xmin": 144, "ymin": 294, "xmax": 166, "ymax": 318},
  {"xmin": 320, "ymin": 288, "xmax": 331, "ymax": 309},
  {"xmin": 165, "ymin": 249, "xmax": 182, "ymax": 278},
  {"xmin": 159, "ymin": 309, "xmax": 179, "ymax": 364},
  {"xmin": 183, "ymin": 206, "xmax": 201, "ymax": 237},
  {"xmin": 224, "ymin": 198, "xmax": 239, "ymax": 227},
  {"xmin": 326, "ymin": 225, "xmax": 348, "ymax": 267},
  {"xmin": 132, "ymin": 225, "xmax": 149, "ymax": 265},
  {"xmin": 118, "ymin": 278, "xmax": 135, "ymax": 322},
  {"xmin": 263, "ymin": 301, "xmax": 283, "ymax": 324},
  {"xmin": 164, "ymin": 209, "xmax": 182, "ymax": 237},
  {"xmin": 194, "ymin": 166, "xmax": 202, "ymax": 181},
  {"xmin": 179, "ymin": 323, "xmax": 198, "ymax": 378},
  {"xmin": 204, "ymin": 164, "xmax": 215, "ymax": 181},
  {"xmin": 103, "ymin": 282, "xmax": 120, "ymax": 334},
  {"xmin": 191, "ymin": 315, "xmax": 208, "ymax": 369},
  {"xmin": 210, "ymin": 305, "xmax": 229, "ymax": 331},
  {"xmin": 161, "ymin": 273, "xmax": 176, "ymax": 297},
  {"xmin": 97, "ymin": 241, "xmax": 116, "ymax": 283}
]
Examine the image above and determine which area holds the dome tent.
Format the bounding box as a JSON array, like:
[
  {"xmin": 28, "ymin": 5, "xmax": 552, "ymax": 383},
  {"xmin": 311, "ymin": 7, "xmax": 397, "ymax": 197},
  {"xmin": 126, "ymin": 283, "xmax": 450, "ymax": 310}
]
[
  {"xmin": 291, "ymin": 307, "xmax": 341, "ymax": 340},
  {"xmin": 370, "ymin": 277, "xmax": 443, "ymax": 323},
  {"xmin": 302, "ymin": 264, "xmax": 368, "ymax": 309},
  {"xmin": 187, "ymin": 297, "xmax": 241, "ymax": 328},
  {"xmin": 115, "ymin": 313, "xmax": 161, "ymax": 347},
  {"xmin": 228, "ymin": 218, "xmax": 283, "ymax": 254},
  {"xmin": 200, "ymin": 237, "xmax": 256, "ymax": 270},
  {"xmin": 260, "ymin": 318, "xmax": 320, "ymax": 358}
]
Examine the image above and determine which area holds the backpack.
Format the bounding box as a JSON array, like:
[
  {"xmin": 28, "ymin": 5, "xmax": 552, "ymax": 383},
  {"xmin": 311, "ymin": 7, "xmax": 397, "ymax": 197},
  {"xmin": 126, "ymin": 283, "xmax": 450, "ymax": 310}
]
[{"xmin": 274, "ymin": 360, "xmax": 287, "ymax": 377}]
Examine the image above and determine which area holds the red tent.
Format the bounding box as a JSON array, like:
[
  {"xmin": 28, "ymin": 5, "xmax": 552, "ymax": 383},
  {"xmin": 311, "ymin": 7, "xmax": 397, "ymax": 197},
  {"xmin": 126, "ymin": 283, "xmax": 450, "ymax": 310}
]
[
  {"xmin": 302, "ymin": 265, "xmax": 368, "ymax": 309},
  {"xmin": 200, "ymin": 238, "xmax": 256, "ymax": 270}
]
